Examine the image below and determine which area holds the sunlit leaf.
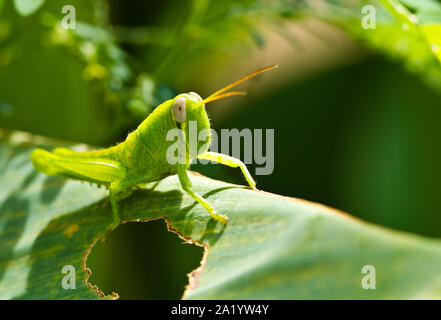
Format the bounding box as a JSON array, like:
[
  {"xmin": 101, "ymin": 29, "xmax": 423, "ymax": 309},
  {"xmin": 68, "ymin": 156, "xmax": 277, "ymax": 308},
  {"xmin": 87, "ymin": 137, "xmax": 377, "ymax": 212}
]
[{"xmin": 13, "ymin": 0, "xmax": 45, "ymax": 17}]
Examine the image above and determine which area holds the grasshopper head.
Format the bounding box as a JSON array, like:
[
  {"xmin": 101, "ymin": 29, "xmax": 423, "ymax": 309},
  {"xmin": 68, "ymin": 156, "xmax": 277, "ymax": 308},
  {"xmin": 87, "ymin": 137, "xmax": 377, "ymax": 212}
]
[
  {"xmin": 170, "ymin": 65, "xmax": 278, "ymax": 161},
  {"xmin": 171, "ymin": 92, "xmax": 211, "ymax": 159}
]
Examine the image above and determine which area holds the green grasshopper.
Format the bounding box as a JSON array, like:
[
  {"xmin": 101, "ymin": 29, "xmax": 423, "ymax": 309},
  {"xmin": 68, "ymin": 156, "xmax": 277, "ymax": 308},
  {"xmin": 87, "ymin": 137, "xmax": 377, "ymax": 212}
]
[{"xmin": 31, "ymin": 65, "xmax": 277, "ymax": 230}]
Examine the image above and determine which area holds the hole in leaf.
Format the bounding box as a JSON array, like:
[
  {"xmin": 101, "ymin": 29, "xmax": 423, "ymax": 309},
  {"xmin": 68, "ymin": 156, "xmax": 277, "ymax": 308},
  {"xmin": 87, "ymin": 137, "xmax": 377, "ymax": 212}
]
[{"xmin": 86, "ymin": 219, "xmax": 204, "ymax": 299}]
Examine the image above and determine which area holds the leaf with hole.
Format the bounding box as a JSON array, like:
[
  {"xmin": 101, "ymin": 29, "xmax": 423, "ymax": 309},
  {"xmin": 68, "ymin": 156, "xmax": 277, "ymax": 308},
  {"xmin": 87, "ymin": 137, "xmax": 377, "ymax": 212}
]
[{"xmin": 1, "ymin": 129, "xmax": 441, "ymax": 299}]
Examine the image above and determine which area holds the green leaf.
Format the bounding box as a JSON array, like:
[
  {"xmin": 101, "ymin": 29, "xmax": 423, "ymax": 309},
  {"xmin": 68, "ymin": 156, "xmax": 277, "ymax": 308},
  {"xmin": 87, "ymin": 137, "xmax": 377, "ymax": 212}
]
[
  {"xmin": 421, "ymin": 24, "xmax": 441, "ymax": 61},
  {"xmin": 1, "ymin": 129, "xmax": 441, "ymax": 299},
  {"xmin": 401, "ymin": 0, "xmax": 441, "ymax": 14},
  {"xmin": 13, "ymin": 0, "xmax": 45, "ymax": 17}
]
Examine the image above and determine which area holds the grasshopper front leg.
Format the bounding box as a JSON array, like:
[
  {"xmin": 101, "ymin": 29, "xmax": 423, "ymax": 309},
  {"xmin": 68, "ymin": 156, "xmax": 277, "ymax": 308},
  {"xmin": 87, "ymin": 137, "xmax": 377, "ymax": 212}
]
[
  {"xmin": 177, "ymin": 164, "xmax": 228, "ymax": 223},
  {"xmin": 197, "ymin": 152, "xmax": 257, "ymax": 189}
]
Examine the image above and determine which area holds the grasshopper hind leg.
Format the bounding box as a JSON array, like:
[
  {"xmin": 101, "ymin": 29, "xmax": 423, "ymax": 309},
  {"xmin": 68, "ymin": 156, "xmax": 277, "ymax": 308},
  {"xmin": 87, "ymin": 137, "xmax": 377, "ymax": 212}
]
[
  {"xmin": 108, "ymin": 185, "xmax": 120, "ymax": 232},
  {"xmin": 107, "ymin": 183, "xmax": 134, "ymax": 232},
  {"xmin": 30, "ymin": 148, "xmax": 130, "ymax": 232}
]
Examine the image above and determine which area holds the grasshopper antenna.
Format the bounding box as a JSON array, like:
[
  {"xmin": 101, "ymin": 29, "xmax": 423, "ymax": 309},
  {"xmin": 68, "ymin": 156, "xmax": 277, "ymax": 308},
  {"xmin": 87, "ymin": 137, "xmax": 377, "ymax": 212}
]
[{"xmin": 201, "ymin": 64, "xmax": 278, "ymax": 105}]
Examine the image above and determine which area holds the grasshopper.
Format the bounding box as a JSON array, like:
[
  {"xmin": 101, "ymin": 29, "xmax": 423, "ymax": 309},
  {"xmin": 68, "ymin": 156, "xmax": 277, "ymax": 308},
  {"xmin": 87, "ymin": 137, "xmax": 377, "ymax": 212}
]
[{"xmin": 31, "ymin": 65, "xmax": 277, "ymax": 230}]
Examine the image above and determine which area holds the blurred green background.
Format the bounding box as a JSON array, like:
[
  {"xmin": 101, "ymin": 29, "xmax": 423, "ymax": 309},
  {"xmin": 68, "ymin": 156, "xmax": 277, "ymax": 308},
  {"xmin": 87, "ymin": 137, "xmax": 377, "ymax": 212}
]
[{"xmin": 1, "ymin": 0, "xmax": 440, "ymax": 299}]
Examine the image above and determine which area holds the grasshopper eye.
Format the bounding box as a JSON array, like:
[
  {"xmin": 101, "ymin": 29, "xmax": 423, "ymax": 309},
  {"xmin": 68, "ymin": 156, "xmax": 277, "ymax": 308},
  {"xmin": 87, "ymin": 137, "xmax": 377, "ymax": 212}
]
[
  {"xmin": 189, "ymin": 92, "xmax": 203, "ymax": 102},
  {"xmin": 173, "ymin": 97, "xmax": 186, "ymax": 123}
]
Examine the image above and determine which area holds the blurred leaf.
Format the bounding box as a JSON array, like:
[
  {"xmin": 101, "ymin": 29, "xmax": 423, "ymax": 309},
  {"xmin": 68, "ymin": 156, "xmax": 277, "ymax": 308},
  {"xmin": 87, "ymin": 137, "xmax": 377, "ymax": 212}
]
[
  {"xmin": 304, "ymin": 0, "xmax": 441, "ymax": 91},
  {"xmin": 401, "ymin": 0, "xmax": 441, "ymax": 19},
  {"xmin": 2, "ymin": 129, "xmax": 441, "ymax": 299},
  {"xmin": 13, "ymin": 0, "xmax": 45, "ymax": 16},
  {"xmin": 132, "ymin": 0, "xmax": 304, "ymax": 81},
  {"xmin": 421, "ymin": 24, "xmax": 441, "ymax": 61},
  {"xmin": 0, "ymin": 1, "xmax": 178, "ymax": 143}
]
